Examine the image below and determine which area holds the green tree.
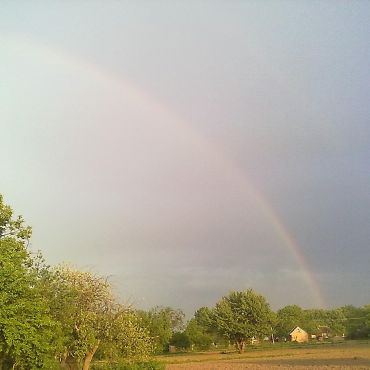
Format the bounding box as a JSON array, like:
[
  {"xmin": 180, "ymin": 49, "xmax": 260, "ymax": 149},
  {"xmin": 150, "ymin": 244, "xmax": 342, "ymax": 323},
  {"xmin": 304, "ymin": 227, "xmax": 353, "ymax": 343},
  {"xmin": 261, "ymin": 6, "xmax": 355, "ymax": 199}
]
[
  {"xmin": 364, "ymin": 305, "xmax": 370, "ymax": 338},
  {"xmin": 49, "ymin": 266, "xmax": 154, "ymax": 369},
  {"xmin": 193, "ymin": 307, "xmax": 226, "ymax": 347},
  {"xmin": 0, "ymin": 195, "xmax": 31, "ymax": 241},
  {"xmin": 211, "ymin": 290, "xmax": 274, "ymax": 353},
  {"xmin": 302, "ymin": 309, "xmax": 326, "ymax": 334},
  {"xmin": 0, "ymin": 195, "xmax": 57, "ymax": 369},
  {"xmin": 184, "ymin": 319, "xmax": 213, "ymax": 350},
  {"xmin": 169, "ymin": 332, "xmax": 191, "ymax": 350},
  {"xmin": 275, "ymin": 305, "xmax": 304, "ymax": 338},
  {"xmin": 321, "ymin": 308, "xmax": 346, "ymax": 336},
  {"xmin": 51, "ymin": 266, "xmax": 112, "ymax": 368},
  {"xmin": 96, "ymin": 308, "xmax": 153, "ymax": 365},
  {"xmin": 341, "ymin": 305, "xmax": 370, "ymax": 339},
  {"xmin": 194, "ymin": 307, "xmax": 213, "ymax": 329},
  {"xmin": 302, "ymin": 308, "xmax": 345, "ymax": 337},
  {"xmin": 137, "ymin": 307, "xmax": 185, "ymax": 353}
]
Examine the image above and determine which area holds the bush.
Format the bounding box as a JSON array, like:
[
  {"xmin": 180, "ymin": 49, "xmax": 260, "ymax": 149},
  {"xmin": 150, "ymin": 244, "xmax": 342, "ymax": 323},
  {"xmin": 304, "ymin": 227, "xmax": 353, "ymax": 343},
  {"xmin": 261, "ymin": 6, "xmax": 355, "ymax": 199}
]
[{"xmin": 170, "ymin": 332, "xmax": 191, "ymax": 350}]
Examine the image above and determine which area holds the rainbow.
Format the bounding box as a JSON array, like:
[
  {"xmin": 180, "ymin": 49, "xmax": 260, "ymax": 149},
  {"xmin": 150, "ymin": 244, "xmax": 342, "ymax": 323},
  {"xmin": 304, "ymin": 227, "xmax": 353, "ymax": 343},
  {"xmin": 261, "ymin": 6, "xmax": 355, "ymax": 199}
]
[{"xmin": 2, "ymin": 33, "xmax": 325, "ymax": 308}]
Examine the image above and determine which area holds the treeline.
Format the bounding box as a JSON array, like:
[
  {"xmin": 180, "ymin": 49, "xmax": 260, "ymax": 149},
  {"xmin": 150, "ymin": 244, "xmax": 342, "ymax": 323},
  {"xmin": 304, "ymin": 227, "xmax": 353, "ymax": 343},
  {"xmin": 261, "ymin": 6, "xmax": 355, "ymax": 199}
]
[
  {"xmin": 1, "ymin": 195, "xmax": 369, "ymax": 369},
  {"xmin": 145, "ymin": 293, "xmax": 370, "ymax": 355},
  {"xmin": 275, "ymin": 304, "xmax": 370, "ymax": 340}
]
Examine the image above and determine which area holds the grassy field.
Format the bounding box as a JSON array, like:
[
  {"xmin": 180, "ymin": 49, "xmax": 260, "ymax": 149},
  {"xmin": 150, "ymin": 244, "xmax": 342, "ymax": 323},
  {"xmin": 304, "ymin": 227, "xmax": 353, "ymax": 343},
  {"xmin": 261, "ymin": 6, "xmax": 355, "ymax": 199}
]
[{"xmin": 158, "ymin": 340, "xmax": 370, "ymax": 369}]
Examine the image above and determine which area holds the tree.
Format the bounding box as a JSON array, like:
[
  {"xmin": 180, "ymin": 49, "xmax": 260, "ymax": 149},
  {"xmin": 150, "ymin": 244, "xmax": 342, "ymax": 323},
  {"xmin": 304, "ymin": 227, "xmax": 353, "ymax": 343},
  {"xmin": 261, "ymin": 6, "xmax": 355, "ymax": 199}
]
[
  {"xmin": 50, "ymin": 266, "xmax": 152, "ymax": 370},
  {"xmin": 0, "ymin": 195, "xmax": 153, "ymax": 369},
  {"xmin": 96, "ymin": 308, "xmax": 153, "ymax": 365},
  {"xmin": 0, "ymin": 194, "xmax": 32, "ymax": 241},
  {"xmin": 50, "ymin": 266, "xmax": 153, "ymax": 370},
  {"xmin": 194, "ymin": 307, "xmax": 213, "ymax": 329},
  {"xmin": 48, "ymin": 266, "xmax": 115, "ymax": 369},
  {"xmin": 0, "ymin": 195, "xmax": 57, "ymax": 369},
  {"xmin": 341, "ymin": 305, "xmax": 370, "ymax": 339},
  {"xmin": 137, "ymin": 306, "xmax": 185, "ymax": 353},
  {"xmin": 193, "ymin": 306, "xmax": 227, "ymax": 347},
  {"xmin": 321, "ymin": 308, "xmax": 346, "ymax": 336},
  {"xmin": 184, "ymin": 319, "xmax": 213, "ymax": 350},
  {"xmin": 302, "ymin": 308, "xmax": 345, "ymax": 337},
  {"xmin": 364, "ymin": 305, "xmax": 370, "ymax": 338},
  {"xmin": 169, "ymin": 332, "xmax": 191, "ymax": 350},
  {"xmin": 211, "ymin": 290, "xmax": 274, "ymax": 353},
  {"xmin": 276, "ymin": 305, "xmax": 304, "ymax": 338}
]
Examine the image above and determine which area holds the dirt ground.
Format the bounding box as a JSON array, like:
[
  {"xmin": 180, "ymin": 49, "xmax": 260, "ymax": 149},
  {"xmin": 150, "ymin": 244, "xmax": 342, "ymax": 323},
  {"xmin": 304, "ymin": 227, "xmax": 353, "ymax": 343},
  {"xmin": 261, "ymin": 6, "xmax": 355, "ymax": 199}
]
[{"xmin": 162, "ymin": 342, "xmax": 370, "ymax": 369}]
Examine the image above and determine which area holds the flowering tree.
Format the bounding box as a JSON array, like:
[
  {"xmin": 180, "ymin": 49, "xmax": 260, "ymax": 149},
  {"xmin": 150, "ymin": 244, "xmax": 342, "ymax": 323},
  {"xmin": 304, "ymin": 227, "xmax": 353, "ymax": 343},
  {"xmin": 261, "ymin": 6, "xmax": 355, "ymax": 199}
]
[{"xmin": 51, "ymin": 266, "xmax": 153, "ymax": 369}]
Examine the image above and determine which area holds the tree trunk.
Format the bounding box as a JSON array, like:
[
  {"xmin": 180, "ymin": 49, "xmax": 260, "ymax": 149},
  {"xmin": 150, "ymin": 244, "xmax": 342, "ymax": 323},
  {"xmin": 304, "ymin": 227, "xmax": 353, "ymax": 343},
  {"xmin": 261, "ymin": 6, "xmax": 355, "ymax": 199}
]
[
  {"xmin": 82, "ymin": 341, "xmax": 100, "ymax": 370},
  {"xmin": 236, "ymin": 339, "xmax": 245, "ymax": 353}
]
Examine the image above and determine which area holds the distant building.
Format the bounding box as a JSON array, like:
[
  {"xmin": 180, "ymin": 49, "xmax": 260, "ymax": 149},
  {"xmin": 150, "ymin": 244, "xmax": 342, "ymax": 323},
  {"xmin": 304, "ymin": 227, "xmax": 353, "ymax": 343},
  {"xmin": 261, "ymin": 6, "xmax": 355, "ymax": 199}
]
[
  {"xmin": 289, "ymin": 326, "xmax": 309, "ymax": 343},
  {"xmin": 317, "ymin": 325, "xmax": 330, "ymax": 340},
  {"xmin": 250, "ymin": 336, "xmax": 259, "ymax": 344}
]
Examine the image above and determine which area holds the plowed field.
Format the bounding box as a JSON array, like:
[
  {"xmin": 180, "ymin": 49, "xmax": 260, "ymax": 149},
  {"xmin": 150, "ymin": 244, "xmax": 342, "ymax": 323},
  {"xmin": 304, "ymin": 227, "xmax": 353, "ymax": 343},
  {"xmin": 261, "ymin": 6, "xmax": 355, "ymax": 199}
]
[{"xmin": 160, "ymin": 341, "xmax": 370, "ymax": 369}]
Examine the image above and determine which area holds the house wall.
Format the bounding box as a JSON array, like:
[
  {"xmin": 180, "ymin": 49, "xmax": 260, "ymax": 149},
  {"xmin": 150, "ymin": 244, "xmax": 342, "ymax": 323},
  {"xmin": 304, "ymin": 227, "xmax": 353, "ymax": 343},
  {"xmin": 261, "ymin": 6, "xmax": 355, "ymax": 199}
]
[{"xmin": 290, "ymin": 330, "xmax": 308, "ymax": 343}]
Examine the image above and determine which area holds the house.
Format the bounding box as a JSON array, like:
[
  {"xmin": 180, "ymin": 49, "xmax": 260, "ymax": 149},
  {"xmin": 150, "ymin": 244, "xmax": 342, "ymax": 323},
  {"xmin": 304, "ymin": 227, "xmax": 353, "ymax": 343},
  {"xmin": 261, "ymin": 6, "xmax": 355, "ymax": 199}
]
[{"xmin": 289, "ymin": 326, "xmax": 309, "ymax": 343}]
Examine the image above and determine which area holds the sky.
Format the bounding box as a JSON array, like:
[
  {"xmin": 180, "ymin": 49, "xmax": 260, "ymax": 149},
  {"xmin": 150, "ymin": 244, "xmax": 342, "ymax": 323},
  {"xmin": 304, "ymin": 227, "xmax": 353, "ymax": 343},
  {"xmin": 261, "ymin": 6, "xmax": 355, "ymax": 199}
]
[{"xmin": 1, "ymin": 1, "xmax": 369, "ymax": 316}]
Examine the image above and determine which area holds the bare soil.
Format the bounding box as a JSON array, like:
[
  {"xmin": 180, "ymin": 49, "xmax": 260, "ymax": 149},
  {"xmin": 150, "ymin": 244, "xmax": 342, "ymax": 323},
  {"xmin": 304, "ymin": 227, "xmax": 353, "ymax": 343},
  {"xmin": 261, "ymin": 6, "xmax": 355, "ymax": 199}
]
[{"xmin": 161, "ymin": 341, "xmax": 370, "ymax": 369}]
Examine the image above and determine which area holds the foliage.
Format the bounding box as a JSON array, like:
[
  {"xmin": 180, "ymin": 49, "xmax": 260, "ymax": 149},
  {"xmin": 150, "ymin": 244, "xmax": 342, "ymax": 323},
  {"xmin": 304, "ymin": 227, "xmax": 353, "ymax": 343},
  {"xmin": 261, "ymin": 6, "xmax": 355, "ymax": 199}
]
[
  {"xmin": 276, "ymin": 305, "xmax": 346, "ymax": 339},
  {"xmin": 276, "ymin": 305, "xmax": 305, "ymax": 337},
  {"xmin": 49, "ymin": 266, "xmax": 153, "ymax": 369},
  {"xmin": 193, "ymin": 307, "xmax": 228, "ymax": 347},
  {"xmin": 302, "ymin": 308, "xmax": 345, "ymax": 336},
  {"xmin": 1, "ymin": 193, "xmax": 370, "ymax": 366},
  {"xmin": 48, "ymin": 265, "xmax": 115, "ymax": 368},
  {"xmin": 137, "ymin": 306, "xmax": 185, "ymax": 353},
  {"xmin": 169, "ymin": 332, "xmax": 191, "ymax": 350},
  {"xmin": 0, "ymin": 194, "xmax": 155, "ymax": 369},
  {"xmin": 184, "ymin": 319, "xmax": 213, "ymax": 350},
  {"xmin": 0, "ymin": 195, "xmax": 57, "ymax": 369},
  {"xmin": 96, "ymin": 308, "xmax": 154, "ymax": 363},
  {"xmin": 341, "ymin": 305, "xmax": 370, "ymax": 339},
  {"xmin": 0, "ymin": 194, "xmax": 32, "ymax": 242},
  {"xmin": 211, "ymin": 290, "xmax": 275, "ymax": 352},
  {"xmin": 194, "ymin": 307, "xmax": 213, "ymax": 328},
  {"xmin": 364, "ymin": 305, "xmax": 370, "ymax": 336}
]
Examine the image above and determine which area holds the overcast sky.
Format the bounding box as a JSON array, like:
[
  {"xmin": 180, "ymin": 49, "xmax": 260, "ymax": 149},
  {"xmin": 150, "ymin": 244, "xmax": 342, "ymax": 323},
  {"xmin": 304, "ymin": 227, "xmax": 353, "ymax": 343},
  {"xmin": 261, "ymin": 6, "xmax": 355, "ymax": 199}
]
[{"xmin": 1, "ymin": 1, "xmax": 369, "ymax": 315}]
